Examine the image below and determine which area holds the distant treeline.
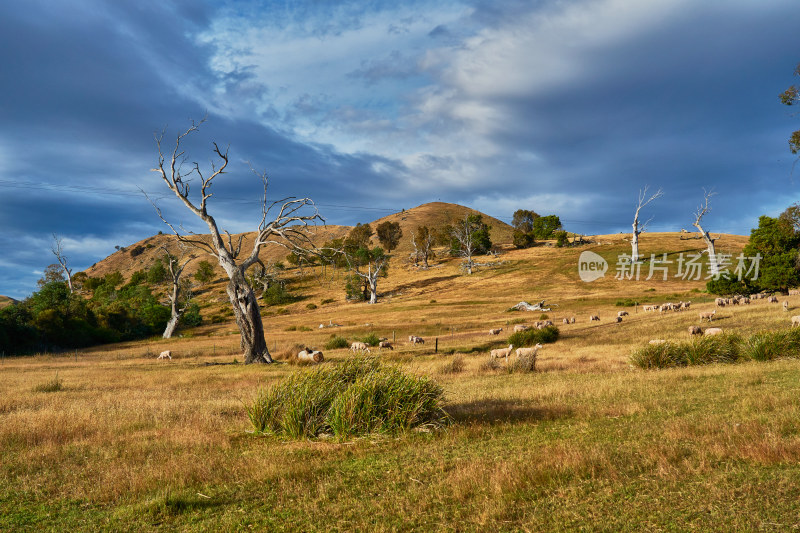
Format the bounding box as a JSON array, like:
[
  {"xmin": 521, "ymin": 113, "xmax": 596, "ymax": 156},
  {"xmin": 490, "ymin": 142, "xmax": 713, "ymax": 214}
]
[{"xmin": 0, "ymin": 266, "xmax": 199, "ymax": 356}]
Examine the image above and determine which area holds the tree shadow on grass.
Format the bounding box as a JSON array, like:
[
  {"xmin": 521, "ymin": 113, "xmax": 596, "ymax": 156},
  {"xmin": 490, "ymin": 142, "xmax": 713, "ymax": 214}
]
[{"xmin": 445, "ymin": 399, "xmax": 573, "ymax": 426}]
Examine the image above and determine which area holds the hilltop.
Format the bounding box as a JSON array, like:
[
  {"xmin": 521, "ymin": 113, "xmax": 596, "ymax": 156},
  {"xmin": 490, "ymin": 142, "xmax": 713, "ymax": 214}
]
[{"xmin": 0, "ymin": 295, "xmax": 17, "ymax": 309}]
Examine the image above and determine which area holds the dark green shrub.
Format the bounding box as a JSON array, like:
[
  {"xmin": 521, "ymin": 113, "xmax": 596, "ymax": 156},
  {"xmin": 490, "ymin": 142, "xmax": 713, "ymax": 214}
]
[
  {"xmin": 246, "ymin": 357, "xmax": 449, "ymax": 439},
  {"xmin": 179, "ymin": 302, "xmax": 202, "ymax": 328},
  {"xmin": 306, "ymin": 303, "xmax": 318, "ymax": 310},
  {"xmin": 508, "ymin": 326, "xmax": 559, "ymax": 347},
  {"xmin": 324, "ymin": 336, "xmax": 350, "ymax": 350},
  {"xmin": 357, "ymin": 332, "xmax": 381, "ymax": 347}
]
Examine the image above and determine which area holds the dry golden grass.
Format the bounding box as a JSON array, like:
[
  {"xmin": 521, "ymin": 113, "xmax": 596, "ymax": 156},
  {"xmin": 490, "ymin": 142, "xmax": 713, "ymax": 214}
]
[{"xmin": 5, "ymin": 227, "xmax": 800, "ymax": 530}]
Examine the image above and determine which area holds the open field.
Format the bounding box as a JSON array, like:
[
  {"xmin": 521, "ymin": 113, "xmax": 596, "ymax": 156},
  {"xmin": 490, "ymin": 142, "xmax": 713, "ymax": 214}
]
[{"xmin": 3, "ymin": 230, "xmax": 800, "ymax": 530}]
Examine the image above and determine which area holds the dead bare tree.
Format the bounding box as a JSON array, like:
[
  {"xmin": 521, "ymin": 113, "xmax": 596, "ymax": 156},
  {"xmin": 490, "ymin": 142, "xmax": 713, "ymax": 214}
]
[
  {"xmin": 149, "ymin": 118, "xmax": 322, "ymax": 363},
  {"xmin": 161, "ymin": 243, "xmax": 192, "ymax": 339},
  {"xmin": 693, "ymin": 188, "xmax": 719, "ymax": 276},
  {"xmin": 411, "ymin": 225, "xmax": 435, "ymax": 268},
  {"xmin": 631, "ymin": 186, "xmax": 663, "ymax": 262},
  {"xmin": 246, "ymin": 259, "xmax": 284, "ymax": 300},
  {"xmin": 344, "ymin": 252, "xmax": 389, "ymax": 304},
  {"xmin": 450, "ymin": 214, "xmax": 488, "ymax": 274},
  {"xmin": 51, "ymin": 234, "xmax": 74, "ymax": 293}
]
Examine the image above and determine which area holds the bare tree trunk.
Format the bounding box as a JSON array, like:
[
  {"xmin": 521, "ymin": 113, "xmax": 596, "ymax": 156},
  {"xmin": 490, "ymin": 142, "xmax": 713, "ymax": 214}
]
[
  {"xmin": 227, "ymin": 270, "xmax": 272, "ymax": 363},
  {"xmin": 162, "ymin": 244, "xmax": 191, "ymax": 339},
  {"xmin": 631, "ymin": 187, "xmax": 663, "ymax": 262},
  {"xmin": 163, "ymin": 314, "xmax": 180, "ymax": 339},
  {"xmin": 693, "ymin": 189, "xmax": 719, "ymax": 276},
  {"xmin": 51, "ymin": 234, "xmax": 74, "ymax": 293},
  {"xmin": 367, "ymin": 265, "xmax": 378, "ymax": 304}
]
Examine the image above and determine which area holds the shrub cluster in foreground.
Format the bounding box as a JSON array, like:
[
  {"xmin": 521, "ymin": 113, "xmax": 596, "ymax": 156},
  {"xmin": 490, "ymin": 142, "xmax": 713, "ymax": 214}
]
[
  {"xmin": 246, "ymin": 357, "xmax": 449, "ymax": 439},
  {"xmin": 508, "ymin": 325, "xmax": 559, "ymax": 347},
  {"xmin": 630, "ymin": 329, "xmax": 800, "ymax": 369}
]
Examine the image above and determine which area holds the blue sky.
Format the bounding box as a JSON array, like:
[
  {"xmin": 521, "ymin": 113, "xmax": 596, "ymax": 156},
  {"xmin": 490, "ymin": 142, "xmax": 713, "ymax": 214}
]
[{"xmin": 1, "ymin": 0, "xmax": 798, "ymax": 299}]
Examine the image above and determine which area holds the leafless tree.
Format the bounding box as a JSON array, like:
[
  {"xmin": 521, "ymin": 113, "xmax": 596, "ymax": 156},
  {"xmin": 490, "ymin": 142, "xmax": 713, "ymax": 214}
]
[
  {"xmin": 247, "ymin": 259, "xmax": 284, "ymax": 300},
  {"xmin": 630, "ymin": 186, "xmax": 663, "ymax": 262},
  {"xmin": 411, "ymin": 225, "xmax": 435, "ymax": 268},
  {"xmin": 450, "ymin": 214, "xmax": 484, "ymax": 274},
  {"xmin": 51, "ymin": 234, "xmax": 74, "ymax": 293},
  {"xmin": 149, "ymin": 118, "xmax": 322, "ymax": 363},
  {"xmin": 343, "ymin": 251, "xmax": 389, "ymax": 304},
  {"xmin": 693, "ymin": 189, "xmax": 719, "ymax": 276},
  {"xmin": 161, "ymin": 243, "xmax": 193, "ymax": 339}
]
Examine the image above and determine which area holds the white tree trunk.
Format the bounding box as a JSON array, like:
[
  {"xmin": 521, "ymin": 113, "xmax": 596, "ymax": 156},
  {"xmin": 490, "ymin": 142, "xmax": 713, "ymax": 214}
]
[{"xmin": 631, "ymin": 229, "xmax": 640, "ymax": 262}]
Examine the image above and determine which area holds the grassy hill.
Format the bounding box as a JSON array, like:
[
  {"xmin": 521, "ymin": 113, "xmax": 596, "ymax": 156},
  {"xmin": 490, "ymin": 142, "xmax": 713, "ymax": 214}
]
[
  {"xmin": 7, "ymin": 208, "xmax": 800, "ymax": 531},
  {"xmin": 0, "ymin": 295, "xmax": 16, "ymax": 309}
]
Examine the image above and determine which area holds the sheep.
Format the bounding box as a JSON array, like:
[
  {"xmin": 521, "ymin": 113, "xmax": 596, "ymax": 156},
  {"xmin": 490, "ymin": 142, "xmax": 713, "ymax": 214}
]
[
  {"xmin": 157, "ymin": 350, "xmax": 172, "ymax": 360},
  {"xmin": 490, "ymin": 344, "xmax": 514, "ymax": 362},
  {"xmin": 768, "ymin": 296, "xmax": 779, "ymax": 303},
  {"xmin": 704, "ymin": 327, "xmax": 723, "ymax": 336},
  {"xmin": 489, "ymin": 328, "xmax": 503, "ymax": 335},
  {"xmin": 409, "ymin": 335, "xmax": 425, "ymax": 345},
  {"xmin": 515, "ymin": 343, "xmax": 542, "ymax": 358},
  {"xmin": 513, "ymin": 324, "xmax": 531, "ymax": 332},
  {"xmin": 614, "ymin": 316, "xmax": 622, "ymax": 323},
  {"xmin": 715, "ymin": 298, "xmax": 726, "ymax": 307},
  {"xmin": 682, "ymin": 301, "xmax": 692, "ymax": 310},
  {"xmin": 378, "ymin": 341, "xmax": 394, "ymax": 350},
  {"xmin": 783, "ymin": 301, "xmax": 789, "ymax": 311},
  {"xmin": 536, "ymin": 320, "xmax": 553, "ymax": 329},
  {"xmin": 570, "ymin": 317, "xmax": 576, "ymax": 324},
  {"xmin": 790, "ymin": 289, "xmax": 800, "ymax": 296},
  {"xmin": 792, "ymin": 315, "xmax": 800, "ymax": 327},
  {"xmin": 297, "ymin": 348, "xmax": 324, "ymax": 363},
  {"xmin": 699, "ymin": 309, "xmax": 716, "ymax": 322},
  {"xmin": 589, "ymin": 315, "xmax": 600, "ymax": 322},
  {"xmin": 688, "ymin": 325, "xmax": 703, "ymax": 335},
  {"xmin": 649, "ymin": 339, "xmax": 666, "ymax": 345},
  {"xmin": 562, "ymin": 318, "xmax": 570, "ymax": 325},
  {"xmin": 350, "ymin": 341, "xmax": 371, "ymax": 354},
  {"xmin": 642, "ymin": 305, "xmax": 655, "ymax": 312},
  {"xmin": 617, "ymin": 311, "xmax": 629, "ymax": 317}
]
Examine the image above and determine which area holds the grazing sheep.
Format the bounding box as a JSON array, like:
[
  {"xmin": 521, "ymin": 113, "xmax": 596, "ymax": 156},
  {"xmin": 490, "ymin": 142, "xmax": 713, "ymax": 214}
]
[
  {"xmin": 783, "ymin": 301, "xmax": 790, "ymax": 311},
  {"xmin": 570, "ymin": 317, "xmax": 576, "ymax": 324},
  {"xmin": 789, "ymin": 289, "xmax": 800, "ymax": 296},
  {"xmin": 699, "ymin": 309, "xmax": 716, "ymax": 322},
  {"xmin": 378, "ymin": 341, "xmax": 394, "ymax": 350},
  {"xmin": 617, "ymin": 311, "xmax": 629, "ymax": 317},
  {"xmin": 688, "ymin": 325, "xmax": 703, "ymax": 335},
  {"xmin": 562, "ymin": 318, "xmax": 570, "ymax": 325},
  {"xmin": 649, "ymin": 339, "xmax": 666, "ymax": 345},
  {"xmin": 614, "ymin": 316, "xmax": 622, "ymax": 323},
  {"xmin": 409, "ymin": 335, "xmax": 425, "ymax": 345},
  {"xmin": 704, "ymin": 327, "xmax": 723, "ymax": 336},
  {"xmin": 490, "ymin": 344, "xmax": 514, "ymax": 362},
  {"xmin": 158, "ymin": 350, "xmax": 172, "ymax": 360},
  {"xmin": 513, "ymin": 324, "xmax": 531, "ymax": 332},
  {"xmin": 589, "ymin": 315, "xmax": 600, "ymax": 322},
  {"xmin": 350, "ymin": 341, "xmax": 371, "ymax": 354},
  {"xmin": 642, "ymin": 305, "xmax": 655, "ymax": 312},
  {"xmin": 535, "ymin": 320, "xmax": 553, "ymax": 329},
  {"xmin": 489, "ymin": 328, "xmax": 503, "ymax": 336},
  {"xmin": 715, "ymin": 298, "xmax": 726, "ymax": 307},
  {"xmin": 681, "ymin": 301, "xmax": 692, "ymax": 310},
  {"xmin": 298, "ymin": 348, "xmax": 324, "ymax": 363},
  {"xmin": 768, "ymin": 296, "xmax": 779, "ymax": 303},
  {"xmin": 792, "ymin": 315, "xmax": 800, "ymax": 327}
]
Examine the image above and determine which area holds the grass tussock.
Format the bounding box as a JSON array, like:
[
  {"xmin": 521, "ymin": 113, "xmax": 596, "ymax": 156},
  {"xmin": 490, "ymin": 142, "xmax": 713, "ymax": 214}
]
[
  {"xmin": 508, "ymin": 325, "xmax": 559, "ymax": 347},
  {"xmin": 324, "ymin": 335, "xmax": 350, "ymax": 350},
  {"xmin": 631, "ymin": 329, "xmax": 800, "ymax": 369},
  {"xmin": 437, "ymin": 355, "xmax": 465, "ymax": 375},
  {"xmin": 33, "ymin": 372, "xmax": 64, "ymax": 393},
  {"xmin": 246, "ymin": 357, "xmax": 449, "ymax": 439},
  {"xmin": 507, "ymin": 350, "xmax": 537, "ymax": 373}
]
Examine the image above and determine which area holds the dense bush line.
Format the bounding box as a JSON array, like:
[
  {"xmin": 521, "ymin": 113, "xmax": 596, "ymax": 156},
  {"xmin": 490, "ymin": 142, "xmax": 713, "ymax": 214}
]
[
  {"xmin": 508, "ymin": 325, "xmax": 559, "ymax": 347},
  {"xmin": 246, "ymin": 357, "xmax": 449, "ymax": 439},
  {"xmin": 630, "ymin": 329, "xmax": 800, "ymax": 369}
]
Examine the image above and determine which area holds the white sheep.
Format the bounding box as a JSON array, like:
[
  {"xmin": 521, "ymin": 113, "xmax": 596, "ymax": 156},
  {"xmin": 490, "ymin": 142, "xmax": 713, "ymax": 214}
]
[
  {"xmin": 791, "ymin": 315, "xmax": 800, "ymax": 327},
  {"xmin": 699, "ymin": 309, "xmax": 716, "ymax": 322},
  {"xmin": 378, "ymin": 341, "xmax": 394, "ymax": 350},
  {"xmin": 409, "ymin": 335, "xmax": 425, "ymax": 345},
  {"xmin": 158, "ymin": 350, "xmax": 172, "ymax": 360},
  {"xmin": 490, "ymin": 344, "xmax": 514, "ymax": 362},
  {"xmin": 704, "ymin": 327, "xmax": 723, "ymax": 336},
  {"xmin": 649, "ymin": 339, "xmax": 666, "ymax": 345},
  {"xmin": 617, "ymin": 311, "xmax": 629, "ymax": 317},
  {"xmin": 783, "ymin": 301, "xmax": 789, "ymax": 311},
  {"xmin": 489, "ymin": 328, "xmax": 503, "ymax": 335},
  {"xmin": 562, "ymin": 318, "xmax": 570, "ymax": 325},
  {"xmin": 513, "ymin": 324, "xmax": 530, "ymax": 332},
  {"xmin": 589, "ymin": 315, "xmax": 600, "ymax": 322},
  {"xmin": 768, "ymin": 296, "xmax": 779, "ymax": 303},
  {"xmin": 688, "ymin": 325, "xmax": 703, "ymax": 335},
  {"xmin": 350, "ymin": 342, "xmax": 371, "ymax": 354}
]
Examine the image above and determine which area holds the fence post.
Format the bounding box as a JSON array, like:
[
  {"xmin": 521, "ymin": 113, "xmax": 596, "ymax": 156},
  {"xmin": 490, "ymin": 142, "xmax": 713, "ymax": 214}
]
[{"xmin": 435, "ymin": 338, "xmax": 438, "ymax": 353}]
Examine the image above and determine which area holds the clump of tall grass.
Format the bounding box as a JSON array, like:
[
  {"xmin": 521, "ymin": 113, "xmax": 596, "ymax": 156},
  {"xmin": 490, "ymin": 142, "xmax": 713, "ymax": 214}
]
[
  {"xmin": 437, "ymin": 355, "xmax": 465, "ymax": 375},
  {"xmin": 631, "ymin": 329, "xmax": 800, "ymax": 369},
  {"xmin": 33, "ymin": 372, "xmax": 63, "ymax": 393},
  {"xmin": 324, "ymin": 335, "xmax": 350, "ymax": 350},
  {"xmin": 507, "ymin": 350, "xmax": 537, "ymax": 373},
  {"xmin": 508, "ymin": 326, "xmax": 559, "ymax": 347},
  {"xmin": 246, "ymin": 357, "xmax": 449, "ymax": 439}
]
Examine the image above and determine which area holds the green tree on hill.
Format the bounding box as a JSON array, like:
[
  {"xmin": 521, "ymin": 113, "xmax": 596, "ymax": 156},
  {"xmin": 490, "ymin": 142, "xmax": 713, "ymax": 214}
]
[{"xmin": 376, "ymin": 221, "xmax": 402, "ymax": 252}]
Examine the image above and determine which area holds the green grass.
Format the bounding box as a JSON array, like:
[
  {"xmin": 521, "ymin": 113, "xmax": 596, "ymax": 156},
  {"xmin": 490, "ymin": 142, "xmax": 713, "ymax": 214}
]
[
  {"xmin": 323, "ymin": 335, "xmax": 350, "ymax": 350},
  {"xmin": 33, "ymin": 372, "xmax": 63, "ymax": 393},
  {"xmin": 508, "ymin": 325, "xmax": 559, "ymax": 347},
  {"xmin": 246, "ymin": 357, "xmax": 449, "ymax": 439}
]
